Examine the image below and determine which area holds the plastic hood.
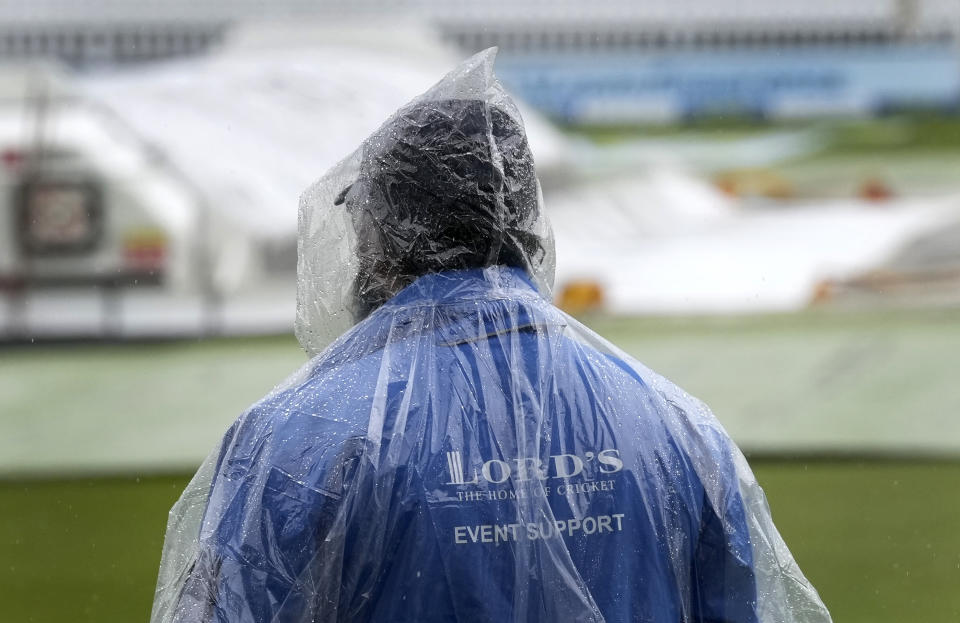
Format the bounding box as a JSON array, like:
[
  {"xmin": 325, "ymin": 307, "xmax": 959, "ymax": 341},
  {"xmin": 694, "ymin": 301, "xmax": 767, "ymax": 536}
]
[{"xmin": 295, "ymin": 47, "xmax": 555, "ymax": 356}]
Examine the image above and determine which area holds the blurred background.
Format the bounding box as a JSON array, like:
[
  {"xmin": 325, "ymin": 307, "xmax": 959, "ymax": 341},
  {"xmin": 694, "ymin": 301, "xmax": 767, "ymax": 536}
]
[{"xmin": 1, "ymin": 1, "xmax": 959, "ymax": 621}]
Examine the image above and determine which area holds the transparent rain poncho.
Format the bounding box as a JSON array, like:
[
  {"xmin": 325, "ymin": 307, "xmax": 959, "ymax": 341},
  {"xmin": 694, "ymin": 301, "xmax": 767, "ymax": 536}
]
[{"xmin": 152, "ymin": 49, "xmax": 832, "ymax": 623}]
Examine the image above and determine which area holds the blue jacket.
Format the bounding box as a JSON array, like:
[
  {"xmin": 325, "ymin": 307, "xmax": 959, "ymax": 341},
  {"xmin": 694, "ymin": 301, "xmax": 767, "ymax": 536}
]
[{"xmin": 181, "ymin": 267, "xmax": 758, "ymax": 623}]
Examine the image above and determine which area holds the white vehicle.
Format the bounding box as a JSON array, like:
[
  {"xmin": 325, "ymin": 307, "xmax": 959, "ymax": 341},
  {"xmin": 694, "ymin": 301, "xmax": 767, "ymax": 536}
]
[
  {"xmin": 0, "ymin": 25, "xmax": 570, "ymax": 340},
  {"xmin": 0, "ymin": 65, "xmax": 212, "ymax": 338}
]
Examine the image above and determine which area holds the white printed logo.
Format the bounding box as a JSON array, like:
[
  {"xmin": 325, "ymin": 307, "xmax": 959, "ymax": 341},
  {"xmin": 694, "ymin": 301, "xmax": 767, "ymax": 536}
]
[
  {"xmin": 445, "ymin": 449, "xmax": 623, "ymax": 485},
  {"xmin": 445, "ymin": 451, "xmax": 480, "ymax": 485}
]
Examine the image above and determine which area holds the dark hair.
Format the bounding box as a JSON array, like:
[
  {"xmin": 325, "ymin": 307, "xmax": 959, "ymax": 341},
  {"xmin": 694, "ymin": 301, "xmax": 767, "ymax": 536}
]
[{"xmin": 341, "ymin": 98, "xmax": 542, "ymax": 312}]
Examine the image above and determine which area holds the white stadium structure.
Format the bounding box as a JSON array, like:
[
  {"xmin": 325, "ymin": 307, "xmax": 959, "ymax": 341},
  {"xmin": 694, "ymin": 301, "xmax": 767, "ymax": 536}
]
[{"xmin": 0, "ymin": 2, "xmax": 959, "ymax": 339}]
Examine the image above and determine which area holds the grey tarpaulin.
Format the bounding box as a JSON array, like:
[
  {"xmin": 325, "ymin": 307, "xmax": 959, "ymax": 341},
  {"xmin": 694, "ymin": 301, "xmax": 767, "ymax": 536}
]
[{"xmin": 150, "ymin": 48, "xmax": 832, "ymax": 623}]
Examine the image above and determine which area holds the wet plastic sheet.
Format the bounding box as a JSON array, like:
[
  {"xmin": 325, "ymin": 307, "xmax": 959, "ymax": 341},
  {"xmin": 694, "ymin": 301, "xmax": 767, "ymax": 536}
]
[{"xmin": 151, "ymin": 49, "xmax": 831, "ymax": 623}]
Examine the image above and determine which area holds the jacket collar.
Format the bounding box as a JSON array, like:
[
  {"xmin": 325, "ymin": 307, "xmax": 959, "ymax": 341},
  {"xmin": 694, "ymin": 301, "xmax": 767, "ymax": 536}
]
[{"xmin": 381, "ymin": 266, "xmax": 543, "ymax": 309}]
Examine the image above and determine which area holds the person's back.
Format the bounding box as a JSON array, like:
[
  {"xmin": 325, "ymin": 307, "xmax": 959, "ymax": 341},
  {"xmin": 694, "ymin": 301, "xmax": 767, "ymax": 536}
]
[
  {"xmin": 329, "ymin": 268, "xmax": 757, "ymax": 623},
  {"xmin": 150, "ymin": 50, "xmax": 831, "ymax": 623}
]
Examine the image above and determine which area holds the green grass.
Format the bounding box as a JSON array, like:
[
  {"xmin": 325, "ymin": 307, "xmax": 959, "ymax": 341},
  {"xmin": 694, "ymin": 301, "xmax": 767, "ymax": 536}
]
[
  {"xmin": 3, "ymin": 309, "xmax": 959, "ymax": 620},
  {"xmin": 563, "ymin": 114, "xmax": 960, "ymax": 196},
  {"xmin": 757, "ymin": 461, "xmax": 960, "ymax": 622},
  {"xmin": 588, "ymin": 308, "xmax": 960, "ymax": 455},
  {"xmin": 1, "ymin": 461, "xmax": 957, "ymax": 622},
  {"xmin": 0, "ymin": 476, "xmax": 183, "ymax": 622},
  {"xmin": 0, "ymin": 335, "xmax": 306, "ymax": 475},
  {"xmin": 3, "ymin": 307, "xmax": 960, "ymax": 479},
  {"xmin": 822, "ymin": 114, "xmax": 960, "ymax": 154},
  {"xmin": 564, "ymin": 114, "xmax": 960, "ymax": 153}
]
